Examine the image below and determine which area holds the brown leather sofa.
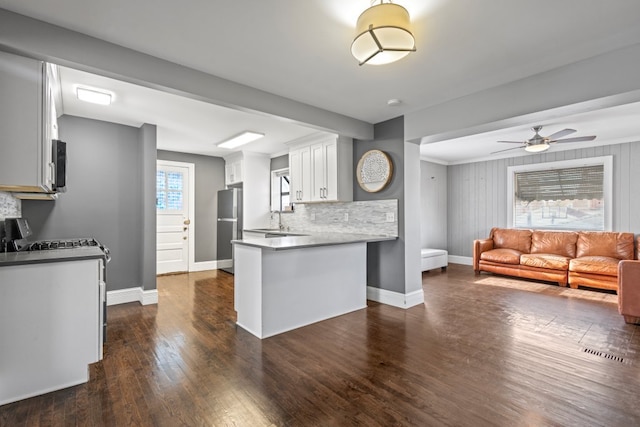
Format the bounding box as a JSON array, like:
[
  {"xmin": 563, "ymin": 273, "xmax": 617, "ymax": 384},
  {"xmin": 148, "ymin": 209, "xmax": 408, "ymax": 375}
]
[
  {"xmin": 618, "ymin": 236, "xmax": 640, "ymax": 324},
  {"xmin": 473, "ymin": 228, "xmax": 636, "ymax": 292}
]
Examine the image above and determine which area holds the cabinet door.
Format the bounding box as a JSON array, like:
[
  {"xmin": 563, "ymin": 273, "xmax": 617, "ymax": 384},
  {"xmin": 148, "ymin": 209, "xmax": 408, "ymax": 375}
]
[
  {"xmin": 0, "ymin": 51, "xmax": 46, "ymax": 191},
  {"xmin": 323, "ymin": 140, "xmax": 338, "ymax": 201},
  {"xmin": 225, "ymin": 160, "xmax": 243, "ymax": 186},
  {"xmin": 310, "ymin": 143, "xmax": 325, "ymax": 201},
  {"xmin": 289, "ymin": 147, "xmax": 311, "ymax": 202}
]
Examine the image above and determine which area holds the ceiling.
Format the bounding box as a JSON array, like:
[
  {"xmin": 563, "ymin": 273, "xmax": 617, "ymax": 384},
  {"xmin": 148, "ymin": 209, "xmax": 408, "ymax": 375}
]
[{"xmin": 2, "ymin": 0, "xmax": 640, "ymax": 162}]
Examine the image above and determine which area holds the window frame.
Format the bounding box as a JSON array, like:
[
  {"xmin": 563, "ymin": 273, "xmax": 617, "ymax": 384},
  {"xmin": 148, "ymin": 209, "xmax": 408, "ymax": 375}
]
[
  {"xmin": 270, "ymin": 168, "xmax": 291, "ymax": 213},
  {"xmin": 506, "ymin": 156, "xmax": 613, "ymax": 231}
]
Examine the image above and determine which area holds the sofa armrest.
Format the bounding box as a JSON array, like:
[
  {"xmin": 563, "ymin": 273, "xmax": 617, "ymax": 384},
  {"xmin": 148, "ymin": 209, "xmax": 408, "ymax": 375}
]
[
  {"xmin": 618, "ymin": 260, "xmax": 640, "ymax": 324},
  {"xmin": 473, "ymin": 238, "xmax": 494, "ymax": 273}
]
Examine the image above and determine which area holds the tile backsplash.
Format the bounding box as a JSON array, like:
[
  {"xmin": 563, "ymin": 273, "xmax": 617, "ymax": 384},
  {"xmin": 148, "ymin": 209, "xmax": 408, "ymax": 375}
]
[
  {"xmin": 270, "ymin": 199, "xmax": 398, "ymax": 236},
  {"xmin": 0, "ymin": 192, "xmax": 21, "ymax": 220}
]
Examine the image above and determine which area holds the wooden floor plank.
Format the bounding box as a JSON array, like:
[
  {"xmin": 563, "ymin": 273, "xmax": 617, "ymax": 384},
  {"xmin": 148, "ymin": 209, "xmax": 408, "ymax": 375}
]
[{"xmin": 1, "ymin": 265, "xmax": 639, "ymax": 426}]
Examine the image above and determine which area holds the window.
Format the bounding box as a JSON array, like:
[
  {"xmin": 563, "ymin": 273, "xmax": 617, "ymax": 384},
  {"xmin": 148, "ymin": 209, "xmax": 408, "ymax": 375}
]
[
  {"xmin": 507, "ymin": 156, "xmax": 612, "ymax": 231},
  {"xmin": 156, "ymin": 170, "xmax": 184, "ymax": 211},
  {"xmin": 270, "ymin": 168, "xmax": 290, "ymax": 212}
]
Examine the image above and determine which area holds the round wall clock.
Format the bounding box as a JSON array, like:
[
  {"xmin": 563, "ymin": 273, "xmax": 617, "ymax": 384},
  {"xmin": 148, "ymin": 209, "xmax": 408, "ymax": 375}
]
[{"xmin": 356, "ymin": 149, "xmax": 393, "ymax": 193}]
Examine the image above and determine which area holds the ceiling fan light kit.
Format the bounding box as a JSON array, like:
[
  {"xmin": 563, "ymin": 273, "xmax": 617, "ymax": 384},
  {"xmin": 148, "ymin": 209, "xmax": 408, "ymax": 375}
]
[
  {"xmin": 492, "ymin": 125, "xmax": 596, "ymax": 155},
  {"xmin": 351, "ymin": 1, "xmax": 416, "ymax": 66},
  {"xmin": 524, "ymin": 143, "xmax": 550, "ymax": 153}
]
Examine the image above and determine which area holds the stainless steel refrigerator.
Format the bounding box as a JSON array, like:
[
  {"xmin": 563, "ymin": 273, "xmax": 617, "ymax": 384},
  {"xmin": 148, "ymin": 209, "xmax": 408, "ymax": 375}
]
[{"xmin": 217, "ymin": 187, "xmax": 242, "ymax": 274}]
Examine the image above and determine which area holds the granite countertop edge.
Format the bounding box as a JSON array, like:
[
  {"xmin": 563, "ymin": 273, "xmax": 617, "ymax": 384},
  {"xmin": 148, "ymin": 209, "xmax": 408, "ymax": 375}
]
[{"xmin": 233, "ymin": 232, "xmax": 397, "ymax": 251}]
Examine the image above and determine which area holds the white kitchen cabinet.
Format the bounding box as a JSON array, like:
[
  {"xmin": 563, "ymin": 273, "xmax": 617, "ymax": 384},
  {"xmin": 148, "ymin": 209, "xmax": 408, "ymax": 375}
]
[
  {"xmin": 0, "ymin": 258, "xmax": 104, "ymax": 405},
  {"xmin": 224, "ymin": 153, "xmax": 243, "ymax": 186},
  {"xmin": 0, "ymin": 50, "xmax": 59, "ymax": 193},
  {"xmin": 289, "ymin": 145, "xmax": 311, "ymax": 202},
  {"xmin": 288, "ymin": 134, "xmax": 352, "ymax": 203}
]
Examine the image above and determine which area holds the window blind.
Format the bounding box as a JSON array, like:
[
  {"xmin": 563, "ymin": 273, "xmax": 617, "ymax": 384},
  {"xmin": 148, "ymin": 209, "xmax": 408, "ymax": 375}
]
[{"xmin": 515, "ymin": 165, "xmax": 604, "ymax": 202}]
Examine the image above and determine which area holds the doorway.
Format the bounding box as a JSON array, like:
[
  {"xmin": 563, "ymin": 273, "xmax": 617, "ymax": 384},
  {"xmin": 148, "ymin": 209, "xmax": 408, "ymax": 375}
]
[{"xmin": 156, "ymin": 160, "xmax": 195, "ymax": 274}]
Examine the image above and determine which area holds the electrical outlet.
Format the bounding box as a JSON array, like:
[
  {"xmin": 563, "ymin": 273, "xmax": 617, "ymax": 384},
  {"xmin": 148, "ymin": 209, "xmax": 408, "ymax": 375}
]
[
  {"xmin": 344, "ymin": 213, "xmax": 349, "ymax": 222},
  {"xmin": 311, "ymin": 213, "xmax": 316, "ymax": 221},
  {"xmin": 386, "ymin": 212, "xmax": 395, "ymax": 222}
]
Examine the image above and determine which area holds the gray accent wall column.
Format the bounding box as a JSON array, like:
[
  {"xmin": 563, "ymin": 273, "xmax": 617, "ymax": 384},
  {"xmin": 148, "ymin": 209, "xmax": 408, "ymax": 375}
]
[
  {"xmin": 354, "ymin": 116, "xmax": 423, "ymax": 307},
  {"xmin": 139, "ymin": 124, "xmax": 157, "ymax": 292}
]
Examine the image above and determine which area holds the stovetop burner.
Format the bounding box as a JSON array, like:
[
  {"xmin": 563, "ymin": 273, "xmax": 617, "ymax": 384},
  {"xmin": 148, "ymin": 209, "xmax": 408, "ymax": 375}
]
[
  {"xmin": 28, "ymin": 238, "xmax": 101, "ymax": 251},
  {"xmin": 28, "ymin": 238, "xmax": 99, "ymax": 251},
  {"xmin": 25, "ymin": 237, "xmax": 111, "ymax": 263}
]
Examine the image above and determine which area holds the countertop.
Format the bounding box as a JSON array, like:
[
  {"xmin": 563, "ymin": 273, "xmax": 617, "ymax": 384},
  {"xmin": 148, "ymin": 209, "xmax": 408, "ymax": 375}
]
[
  {"xmin": 0, "ymin": 247, "xmax": 106, "ymax": 267},
  {"xmin": 233, "ymin": 232, "xmax": 397, "ymax": 251}
]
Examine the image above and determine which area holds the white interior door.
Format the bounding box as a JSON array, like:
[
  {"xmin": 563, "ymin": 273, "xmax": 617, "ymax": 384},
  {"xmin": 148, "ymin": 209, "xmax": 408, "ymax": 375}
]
[{"xmin": 156, "ymin": 161, "xmax": 192, "ymax": 274}]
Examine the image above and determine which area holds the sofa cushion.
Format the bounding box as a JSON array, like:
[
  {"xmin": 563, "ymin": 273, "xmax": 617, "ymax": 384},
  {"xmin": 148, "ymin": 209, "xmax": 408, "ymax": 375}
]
[
  {"xmin": 480, "ymin": 248, "xmax": 522, "ymax": 265},
  {"xmin": 491, "ymin": 228, "xmax": 532, "ymax": 254},
  {"xmin": 569, "ymin": 256, "xmax": 621, "ymax": 276},
  {"xmin": 521, "ymin": 253, "xmax": 571, "ymax": 270},
  {"xmin": 576, "ymin": 232, "xmax": 635, "ymax": 259},
  {"xmin": 530, "ymin": 230, "xmax": 578, "ymax": 258}
]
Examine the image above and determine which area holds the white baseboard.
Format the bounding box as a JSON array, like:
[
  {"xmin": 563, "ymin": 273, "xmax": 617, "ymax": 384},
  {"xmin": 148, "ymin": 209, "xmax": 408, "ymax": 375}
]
[
  {"xmin": 190, "ymin": 261, "xmax": 219, "ymax": 272},
  {"xmin": 107, "ymin": 287, "xmax": 158, "ymax": 306},
  {"xmin": 367, "ymin": 286, "xmax": 424, "ymax": 309},
  {"xmin": 216, "ymin": 259, "xmax": 232, "ymax": 269},
  {"xmin": 448, "ymin": 255, "xmax": 472, "ymax": 266}
]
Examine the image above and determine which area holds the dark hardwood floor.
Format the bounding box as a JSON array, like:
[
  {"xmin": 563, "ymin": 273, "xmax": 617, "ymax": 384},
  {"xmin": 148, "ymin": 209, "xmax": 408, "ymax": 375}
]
[{"xmin": 2, "ymin": 264, "xmax": 639, "ymax": 426}]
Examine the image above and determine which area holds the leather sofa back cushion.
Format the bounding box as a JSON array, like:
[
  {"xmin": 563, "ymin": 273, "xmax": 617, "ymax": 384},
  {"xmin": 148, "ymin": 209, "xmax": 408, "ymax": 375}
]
[
  {"xmin": 530, "ymin": 230, "xmax": 578, "ymax": 258},
  {"xmin": 491, "ymin": 228, "xmax": 532, "ymax": 254},
  {"xmin": 576, "ymin": 232, "xmax": 635, "ymax": 259}
]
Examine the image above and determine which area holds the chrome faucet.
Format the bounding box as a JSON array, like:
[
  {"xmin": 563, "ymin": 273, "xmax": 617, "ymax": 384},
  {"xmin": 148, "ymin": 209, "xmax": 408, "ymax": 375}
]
[{"xmin": 278, "ymin": 211, "xmax": 284, "ymax": 231}]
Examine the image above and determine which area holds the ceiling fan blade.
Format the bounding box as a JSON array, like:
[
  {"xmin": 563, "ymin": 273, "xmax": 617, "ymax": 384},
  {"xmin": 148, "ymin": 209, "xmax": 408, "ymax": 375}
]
[
  {"xmin": 553, "ymin": 136, "xmax": 597, "ymax": 143},
  {"xmin": 491, "ymin": 146, "xmax": 525, "ymax": 154},
  {"xmin": 496, "ymin": 140, "xmax": 525, "ymax": 144},
  {"xmin": 546, "ymin": 128, "xmax": 576, "ymax": 140}
]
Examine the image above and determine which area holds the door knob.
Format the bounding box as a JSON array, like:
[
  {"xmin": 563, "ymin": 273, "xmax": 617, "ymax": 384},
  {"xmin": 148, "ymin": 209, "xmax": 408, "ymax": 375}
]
[{"xmin": 183, "ymin": 219, "xmax": 191, "ymax": 225}]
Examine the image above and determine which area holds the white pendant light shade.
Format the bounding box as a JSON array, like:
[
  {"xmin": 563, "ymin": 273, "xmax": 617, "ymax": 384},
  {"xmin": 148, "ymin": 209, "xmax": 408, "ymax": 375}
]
[{"xmin": 351, "ymin": 2, "xmax": 416, "ymax": 66}]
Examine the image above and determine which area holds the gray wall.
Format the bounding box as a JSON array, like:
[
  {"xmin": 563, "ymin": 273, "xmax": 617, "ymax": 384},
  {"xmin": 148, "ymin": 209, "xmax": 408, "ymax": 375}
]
[
  {"xmin": 156, "ymin": 150, "xmax": 225, "ymax": 263},
  {"xmin": 446, "ymin": 141, "xmax": 640, "ymax": 258},
  {"xmin": 139, "ymin": 124, "xmax": 157, "ymax": 291},
  {"xmin": 270, "ymin": 154, "xmax": 288, "ymax": 171},
  {"xmin": 22, "ymin": 115, "xmax": 151, "ymax": 291},
  {"xmin": 420, "ymin": 161, "xmax": 447, "ymax": 250},
  {"xmin": 354, "ymin": 117, "xmax": 406, "ymax": 293}
]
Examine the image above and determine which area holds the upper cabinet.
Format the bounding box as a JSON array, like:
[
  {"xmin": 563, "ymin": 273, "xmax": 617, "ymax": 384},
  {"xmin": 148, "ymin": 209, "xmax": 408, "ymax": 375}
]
[
  {"xmin": 288, "ymin": 134, "xmax": 353, "ymax": 203},
  {"xmin": 224, "ymin": 153, "xmax": 243, "ymax": 186},
  {"xmin": 0, "ymin": 51, "xmax": 59, "ymax": 194}
]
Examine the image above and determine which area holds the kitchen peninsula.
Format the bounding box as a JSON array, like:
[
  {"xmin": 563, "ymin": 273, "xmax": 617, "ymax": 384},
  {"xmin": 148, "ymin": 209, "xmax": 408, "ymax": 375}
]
[{"xmin": 233, "ymin": 233, "xmax": 395, "ymax": 339}]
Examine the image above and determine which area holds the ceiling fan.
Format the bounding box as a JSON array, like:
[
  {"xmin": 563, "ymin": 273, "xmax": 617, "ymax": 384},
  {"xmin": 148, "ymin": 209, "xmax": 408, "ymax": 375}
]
[{"xmin": 492, "ymin": 125, "xmax": 596, "ymax": 154}]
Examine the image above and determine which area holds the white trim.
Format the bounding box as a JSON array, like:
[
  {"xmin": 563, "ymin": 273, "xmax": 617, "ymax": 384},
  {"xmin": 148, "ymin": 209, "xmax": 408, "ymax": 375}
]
[
  {"xmin": 107, "ymin": 287, "xmax": 158, "ymax": 306},
  {"xmin": 216, "ymin": 259, "xmax": 232, "ymax": 269},
  {"xmin": 448, "ymin": 255, "xmax": 473, "ymax": 266},
  {"xmin": 367, "ymin": 286, "xmax": 424, "ymax": 309},
  {"xmin": 190, "ymin": 261, "xmax": 220, "ymax": 272},
  {"xmin": 507, "ymin": 156, "xmax": 612, "ymax": 231},
  {"xmin": 156, "ymin": 159, "xmax": 196, "ymax": 272}
]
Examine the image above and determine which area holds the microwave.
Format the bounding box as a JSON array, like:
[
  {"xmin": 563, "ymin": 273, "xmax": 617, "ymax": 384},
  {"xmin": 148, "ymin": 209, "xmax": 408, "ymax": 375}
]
[{"xmin": 52, "ymin": 139, "xmax": 67, "ymax": 193}]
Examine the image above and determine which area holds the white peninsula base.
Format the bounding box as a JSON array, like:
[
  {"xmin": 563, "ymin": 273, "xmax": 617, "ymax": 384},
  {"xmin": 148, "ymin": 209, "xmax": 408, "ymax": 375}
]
[{"xmin": 234, "ymin": 242, "xmax": 367, "ymax": 339}]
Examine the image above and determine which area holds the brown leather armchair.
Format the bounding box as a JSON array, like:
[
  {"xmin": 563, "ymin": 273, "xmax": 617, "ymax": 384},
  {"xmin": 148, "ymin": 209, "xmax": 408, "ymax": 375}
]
[{"xmin": 618, "ymin": 237, "xmax": 640, "ymax": 324}]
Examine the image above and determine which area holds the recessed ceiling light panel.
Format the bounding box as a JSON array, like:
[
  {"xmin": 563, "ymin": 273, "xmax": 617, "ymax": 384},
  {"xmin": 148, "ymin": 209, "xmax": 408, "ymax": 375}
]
[
  {"xmin": 76, "ymin": 87, "xmax": 112, "ymax": 105},
  {"xmin": 217, "ymin": 131, "xmax": 265, "ymax": 149}
]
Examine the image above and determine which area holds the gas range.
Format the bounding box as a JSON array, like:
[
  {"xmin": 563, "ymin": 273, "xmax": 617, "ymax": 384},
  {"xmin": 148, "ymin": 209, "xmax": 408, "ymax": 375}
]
[{"xmin": 26, "ymin": 237, "xmax": 111, "ymax": 262}]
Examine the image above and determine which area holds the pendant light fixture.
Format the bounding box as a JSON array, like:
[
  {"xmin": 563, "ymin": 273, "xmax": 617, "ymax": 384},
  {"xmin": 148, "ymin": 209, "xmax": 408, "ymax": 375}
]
[{"xmin": 351, "ymin": 1, "xmax": 416, "ymax": 66}]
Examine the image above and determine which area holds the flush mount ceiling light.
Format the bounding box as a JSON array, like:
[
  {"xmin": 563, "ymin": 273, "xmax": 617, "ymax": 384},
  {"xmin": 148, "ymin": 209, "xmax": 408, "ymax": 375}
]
[
  {"xmin": 76, "ymin": 87, "xmax": 112, "ymax": 105},
  {"xmin": 217, "ymin": 131, "xmax": 265, "ymax": 149},
  {"xmin": 351, "ymin": 1, "xmax": 416, "ymax": 66}
]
